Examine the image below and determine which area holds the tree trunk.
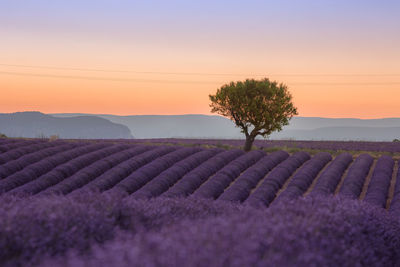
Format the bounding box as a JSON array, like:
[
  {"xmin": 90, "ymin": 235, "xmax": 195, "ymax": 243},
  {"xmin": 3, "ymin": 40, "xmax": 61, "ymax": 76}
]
[{"xmin": 244, "ymin": 136, "xmax": 255, "ymax": 152}]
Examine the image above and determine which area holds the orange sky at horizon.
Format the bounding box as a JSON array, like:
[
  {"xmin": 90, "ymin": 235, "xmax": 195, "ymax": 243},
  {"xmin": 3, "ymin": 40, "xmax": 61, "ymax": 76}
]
[
  {"xmin": 1, "ymin": 1, "xmax": 399, "ymax": 119},
  {"xmin": 2, "ymin": 70, "xmax": 399, "ymax": 119}
]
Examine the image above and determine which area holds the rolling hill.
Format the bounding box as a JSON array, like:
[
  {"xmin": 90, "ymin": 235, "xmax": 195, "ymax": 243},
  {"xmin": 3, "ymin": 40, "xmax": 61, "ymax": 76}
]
[{"xmin": 0, "ymin": 112, "xmax": 133, "ymax": 139}]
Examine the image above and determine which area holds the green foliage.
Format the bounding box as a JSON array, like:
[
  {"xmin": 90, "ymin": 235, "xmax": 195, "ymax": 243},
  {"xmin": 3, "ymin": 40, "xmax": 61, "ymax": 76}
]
[
  {"xmin": 393, "ymin": 139, "xmax": 400, "ymax": 142},
  {"xmin": 0, "ymin": 133, "xmax": 7, "ymax": 138},
  {"xmin": 209, "ymin": 78, "xmax": 298, "ymax": 151}
]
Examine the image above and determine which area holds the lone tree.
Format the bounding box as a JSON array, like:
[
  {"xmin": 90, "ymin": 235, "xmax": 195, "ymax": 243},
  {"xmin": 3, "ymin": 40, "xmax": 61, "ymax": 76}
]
[{"xmin": 209, "ymin": 78, "xmax": 298, "ymax": 151}]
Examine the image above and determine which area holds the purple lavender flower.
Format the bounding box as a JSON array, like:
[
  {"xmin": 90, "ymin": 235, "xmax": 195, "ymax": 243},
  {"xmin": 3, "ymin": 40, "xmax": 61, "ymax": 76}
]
[
  {"xmin": 309, "ymin": 152, "xmax": 353, "ymax": 196},
  {"xmin": 363, "ymin": 155, "xmax": 394, "ymax": 208},
  {"xmin": 339, "ymin": 154, "xmax": 374, "ymax": 199},
  {"xmin": 218, "ymin": 150, "xmax": 289, "ymax": 202}
]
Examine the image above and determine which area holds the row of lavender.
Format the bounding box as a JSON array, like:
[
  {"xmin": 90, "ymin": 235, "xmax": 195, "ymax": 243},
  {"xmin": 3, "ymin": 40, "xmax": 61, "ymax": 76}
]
[{"xmin": 0, "ymin": 138, "xmax": 399, "ymax": 209}]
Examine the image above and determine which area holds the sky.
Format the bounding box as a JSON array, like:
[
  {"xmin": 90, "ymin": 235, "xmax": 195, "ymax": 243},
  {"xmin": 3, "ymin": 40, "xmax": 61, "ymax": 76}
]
[{"xmin": 0, "ymin": 0, "xmax": 399, "ymax": 118}]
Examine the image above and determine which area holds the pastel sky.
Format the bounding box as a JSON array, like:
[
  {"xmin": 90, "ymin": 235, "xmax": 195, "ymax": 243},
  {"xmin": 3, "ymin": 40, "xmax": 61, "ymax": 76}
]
[{"xmin": 1, "ymin": 0, "xmax": 399, "ymax": 118}]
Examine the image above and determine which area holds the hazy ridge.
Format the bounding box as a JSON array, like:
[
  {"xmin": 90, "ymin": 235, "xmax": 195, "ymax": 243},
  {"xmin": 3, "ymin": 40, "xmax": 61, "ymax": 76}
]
[
  {"xmin": 0, "ymin": 112, "xmax": 133, "ymax": 139},
  {"xmin": 52, "ymin": 113, "xmax": 400, "ymax": 141},
  {"xmin": 2, "ymin": 111, "xmax": 400, "ymax": 141}
]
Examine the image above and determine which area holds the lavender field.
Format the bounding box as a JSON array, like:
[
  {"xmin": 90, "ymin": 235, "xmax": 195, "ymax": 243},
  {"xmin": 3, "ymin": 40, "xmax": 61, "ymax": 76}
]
[{"xmin": 1, "ymin": 138, "xmax": 400, "ymax": 266}]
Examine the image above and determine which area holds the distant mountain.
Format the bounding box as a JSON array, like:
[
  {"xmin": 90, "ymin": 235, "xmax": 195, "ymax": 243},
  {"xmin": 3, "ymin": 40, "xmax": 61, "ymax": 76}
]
[
  {"xmin": 52, "ymin": 113, "xmax": 400, "ymax": 141},
  {"xmin": 53, "ymin": 114, "xmax": 242, "ymax": 139},
  {"xmin": 0, "ymin": 112, "xmax": 133, "ymax": 139}
]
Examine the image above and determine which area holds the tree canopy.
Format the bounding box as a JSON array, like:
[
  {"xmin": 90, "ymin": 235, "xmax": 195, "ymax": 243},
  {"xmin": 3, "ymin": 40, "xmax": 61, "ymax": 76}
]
[{"xmin": 209, "ymin": 78, "xmax": 298, "ymax": 151}]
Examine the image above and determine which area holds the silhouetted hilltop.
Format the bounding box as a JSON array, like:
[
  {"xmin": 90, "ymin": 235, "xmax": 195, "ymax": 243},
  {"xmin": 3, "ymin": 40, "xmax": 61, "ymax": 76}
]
[{"xmin": 0, "ymin": 112, "xmax": 133, "ymax": 139}]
